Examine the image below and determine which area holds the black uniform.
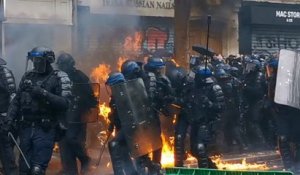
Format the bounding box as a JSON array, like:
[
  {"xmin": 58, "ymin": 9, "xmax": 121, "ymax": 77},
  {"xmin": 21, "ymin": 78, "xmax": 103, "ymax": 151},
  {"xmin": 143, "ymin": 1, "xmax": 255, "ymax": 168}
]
[
  {"xmin": 266, "ymin": 61, "xmax": 300, "ymax": 172},
  {"xmin": 174, "ymin": 76, "xmax": 224, "ymax": 168},
  {"xmin": 7, "ymin": 47, "xmax": 72, "ymax": 175},
  {"xmin": 242, "ymin": 70, "xmax": 267, "ymax": 146},
  {"xmin": 0, "ymin": 64, "xmax": 18, "ymax": 175},
  {"xmin": 216, "ymin": 75, "xmax": 247, "ymax": 151},
  {"xmin": 58, "ymin": 69, "xmax": 97, "ymax": 175}
]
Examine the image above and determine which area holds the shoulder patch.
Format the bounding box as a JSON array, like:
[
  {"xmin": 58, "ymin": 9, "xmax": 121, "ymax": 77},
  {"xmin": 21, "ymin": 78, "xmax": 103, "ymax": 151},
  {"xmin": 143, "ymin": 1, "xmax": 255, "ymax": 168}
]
[{"xmin": 55, "ymin": 70, "xmax": 72, "ymax": 97}]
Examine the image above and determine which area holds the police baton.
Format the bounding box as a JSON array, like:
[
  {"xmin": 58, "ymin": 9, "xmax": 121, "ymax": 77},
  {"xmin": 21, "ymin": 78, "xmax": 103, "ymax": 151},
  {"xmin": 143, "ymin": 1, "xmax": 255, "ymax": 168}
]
[
  {"xmin": 96, "ymin": 131, "xmax": 112, "ymax": 166},
  {"xmin": 8, "ymin": 132, "xmax": 31, "ymax": 169}
]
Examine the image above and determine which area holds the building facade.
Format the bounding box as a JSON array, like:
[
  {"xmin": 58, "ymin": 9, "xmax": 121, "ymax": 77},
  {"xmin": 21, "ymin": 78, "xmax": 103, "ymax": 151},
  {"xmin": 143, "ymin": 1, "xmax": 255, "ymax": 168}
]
[
  {"xmin": 239, "ymin": 1, "xmax": 300, "ymax": 55},
  {"xmin": 75, "ymin": 0, "xmax": 175, "ymax": 73},
  {"xmin": 2, "ymin": 0, "xmax": 73, "ymax": 82},
  {"xmin": 174, "ymin": 0, "xmax": 300, "ymax": 67}
]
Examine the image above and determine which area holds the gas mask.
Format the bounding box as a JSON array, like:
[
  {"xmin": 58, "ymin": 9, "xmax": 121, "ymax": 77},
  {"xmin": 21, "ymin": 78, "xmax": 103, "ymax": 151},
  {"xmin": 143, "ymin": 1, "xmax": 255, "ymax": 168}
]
[{"xmin": 32, "ymin": 56, "xmax": 47, "ymax": 73}]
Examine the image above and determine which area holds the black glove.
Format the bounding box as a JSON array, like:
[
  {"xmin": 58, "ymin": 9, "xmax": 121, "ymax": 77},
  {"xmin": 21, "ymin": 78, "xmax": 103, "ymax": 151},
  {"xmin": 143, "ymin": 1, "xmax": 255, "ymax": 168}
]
[
  {"xmin": 31, "ymin": 86, "xmax": 48, "ymax": 98},
  {"xmin": 0, "ymin": 119, "xmax": 12, "ymax": 134}
]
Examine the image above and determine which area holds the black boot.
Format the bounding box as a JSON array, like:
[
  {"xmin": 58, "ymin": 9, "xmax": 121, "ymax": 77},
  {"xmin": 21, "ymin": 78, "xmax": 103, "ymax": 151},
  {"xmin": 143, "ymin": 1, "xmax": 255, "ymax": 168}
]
[
  {"xmin": 278, "ymin": 136, "xmax": 293, "ymax": 170},
  {"xmin": 108, "ymin": 141, "xmax": 124, "ymax": 175},
  {"xmin": 135, "ymin": 155, "xmax": 150, "ymax": 175},
  {"xmin": 195, "ymin": 143, "xmax": 209, "ymax": 168},
  {"xmin": 174, "ymin": 134, "xmax": 185, "ymax": 167}
]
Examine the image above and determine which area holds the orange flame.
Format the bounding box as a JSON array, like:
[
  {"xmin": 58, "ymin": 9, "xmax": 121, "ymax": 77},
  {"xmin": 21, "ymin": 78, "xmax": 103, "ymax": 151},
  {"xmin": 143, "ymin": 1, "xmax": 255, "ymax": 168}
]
[
  {"xmin": 211, "ymin": 156, "xmax": 269, "ymax": 170},
  {"xmin": 124, "ymin": 31, "xmax": 143, "ymax": 53},
  {"xmin": 90, "ymin": 64, "xmax": 111, "ymax": 84},
  {"xmin": 160, "ymin": 135, "xmax": 269, "ymax": 171},
  {"xmin": 117, "ymin": 57, "xmax": 128, "ymax": 72},
  {"xmin": 99, "ymin": 102, "xmax": 111, "ymax": 124},
  {"xmin": 53, "ymin": 143, "xmax": 59, "ymax": 152},
  {"xmin": 161, "ymin": 135, "xmax": 175, "ymax": 168},
  {"xmin": 171, "ymin": 59, "xmax": 180, "ymax": 67}
]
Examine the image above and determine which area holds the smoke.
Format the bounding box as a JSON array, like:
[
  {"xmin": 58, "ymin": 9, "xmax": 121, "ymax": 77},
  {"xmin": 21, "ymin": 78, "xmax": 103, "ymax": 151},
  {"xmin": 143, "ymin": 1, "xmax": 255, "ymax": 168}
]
[
  {"xmin": 3, "ymin": 0, "xmax": 141, "ymax": 85},
  {"xmin": 74, "ymin": 7, "xmax": 141, "ymax": 75}
]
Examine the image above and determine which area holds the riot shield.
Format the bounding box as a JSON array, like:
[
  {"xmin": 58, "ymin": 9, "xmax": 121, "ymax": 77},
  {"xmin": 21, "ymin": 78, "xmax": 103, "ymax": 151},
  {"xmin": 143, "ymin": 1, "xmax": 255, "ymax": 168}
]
[
  {"xmin": 111, "ymin": 78, "xmax": 162, "ymax": 158},
  {"xmin": 70, "ymin": 83, "xmax": 100, "ymax": 123},
  {"xmin": 275, "ymin": 49, "xmax": 300, "ymax": 109}
]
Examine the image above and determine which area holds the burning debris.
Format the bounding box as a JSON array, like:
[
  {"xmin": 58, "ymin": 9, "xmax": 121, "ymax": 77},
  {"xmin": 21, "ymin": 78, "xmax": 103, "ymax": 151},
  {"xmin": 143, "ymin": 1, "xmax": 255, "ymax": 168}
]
[
  {"xmin": 99, "ymin": 102, "xmax": 111, "ymax": 124},
  {"xmin": 211, "ymin": 156, "xmax": 269, "ymax": 171},
  {"xmin": 160, "ymin": 134, "xmax": 269, "ymax": 171},
  {"xmin": 90, "ymin": 64, "xmax": 111, "ymax": 84},
  {"xmin": 161, "ymin": 135, "xmax": 175, "ymax": 168}
]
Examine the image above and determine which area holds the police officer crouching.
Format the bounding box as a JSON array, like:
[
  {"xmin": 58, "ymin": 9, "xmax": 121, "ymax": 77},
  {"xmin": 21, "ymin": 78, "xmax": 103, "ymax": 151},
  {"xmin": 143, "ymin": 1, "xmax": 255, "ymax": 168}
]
[
  {"xmin": 6, "ymin": 47, "xmax": 72, "ymax": 175},
  {"xmin": 56, "ymin": 52, "xmax": 97, "ymax": 175}
]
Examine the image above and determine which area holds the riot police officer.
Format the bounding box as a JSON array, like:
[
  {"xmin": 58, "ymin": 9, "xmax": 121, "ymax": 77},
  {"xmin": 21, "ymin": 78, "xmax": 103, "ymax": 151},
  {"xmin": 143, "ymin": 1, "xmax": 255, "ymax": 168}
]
[
  {"xmin": 174, "ymin": 66, "xmax": 224, "ymax": 168},
  {"xmin": 215, "ymin": 68, "xmax": 247, "ymax": 152},
  {"xmin": 56, "ymin": 52, "xmax": 97, "ymax": 175},
  {"xmin": 265, "ymin": 58, "xmax": 300, "ymax": 172},
  {"xmin": 121, "ymin": 60, "xmax": 162, "ymax": 175},
  {"xmin": 6, "ymin": 47, "xmax": 72, "ymax": 175},
  {"xmin": 242, "ymin": 58, "xmax": 267, "ymax": 147},
  {"xmin": 0, "ymin": 57, "xmax": 17, "ymax": 175},
  {"xmin": 106, "ymin": 72, "xmax": 138, "ymax": 175},
  {"xmin": 144, "ymin": 57, "xmax": 174, "ymax": 168}
]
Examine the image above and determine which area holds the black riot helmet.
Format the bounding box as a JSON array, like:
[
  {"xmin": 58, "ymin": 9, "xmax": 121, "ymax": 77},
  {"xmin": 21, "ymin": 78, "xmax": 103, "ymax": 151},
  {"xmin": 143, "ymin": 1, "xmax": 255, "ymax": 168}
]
[
  {"xmin": 244, "ymin": 59, "xmax": 261, "ymax": 74},
  {"xmin": 144, "ymin": 57, "xmax": 166, "ymax": 76},
  {"xmin": 194, "ymin": 65, "xmax": 214, "ymax": 87},
  {"xmin": 56, "ymin": 52, "xmax": 75, "ymax": 72},
  {"xmin": 27, "ymin": 47, "xmax": 55, "ymax": 73},
  {"xmin": 121, "ymin": 60, "xmax": 141, "ymax": 80},
  {"xmin": 215, "ymin": 68, "xmax": 230, "ymax": 80}
]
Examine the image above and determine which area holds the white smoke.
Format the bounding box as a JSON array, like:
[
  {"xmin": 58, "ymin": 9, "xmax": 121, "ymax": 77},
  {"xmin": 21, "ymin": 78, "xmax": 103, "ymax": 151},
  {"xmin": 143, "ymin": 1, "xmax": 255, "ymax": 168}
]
[{"xmin": 2, "ymin": 0, "xmax": 141, "ymax": 84}]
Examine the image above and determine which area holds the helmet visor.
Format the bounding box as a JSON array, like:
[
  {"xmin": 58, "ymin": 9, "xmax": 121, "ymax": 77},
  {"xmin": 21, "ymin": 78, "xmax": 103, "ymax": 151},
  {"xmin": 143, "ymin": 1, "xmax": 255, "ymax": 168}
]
[{"xmin": 244, "ymin": 62, "xmax": 256, "ymax": 74}]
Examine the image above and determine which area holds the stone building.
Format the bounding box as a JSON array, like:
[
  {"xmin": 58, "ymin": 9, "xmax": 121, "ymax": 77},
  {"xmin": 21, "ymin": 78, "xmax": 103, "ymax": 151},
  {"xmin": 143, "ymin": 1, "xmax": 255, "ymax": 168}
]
[{"xmin": 174, "ymin": 0, "xmax": 300, "ymax": 66}]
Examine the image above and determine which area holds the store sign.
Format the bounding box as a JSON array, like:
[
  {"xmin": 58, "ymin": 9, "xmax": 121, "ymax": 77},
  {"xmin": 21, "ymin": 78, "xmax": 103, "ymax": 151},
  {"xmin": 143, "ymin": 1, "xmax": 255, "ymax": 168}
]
[
  {"xmin": 251, "ymin": 5, "xmax": 300, "ymax": 26},
  {"xmin": 90, "ymin": 0, "xmax": 174, "ymax": 17},
  {"xmin": 275, "ymin": 10, "xmax": 300, "ymax": 23}
]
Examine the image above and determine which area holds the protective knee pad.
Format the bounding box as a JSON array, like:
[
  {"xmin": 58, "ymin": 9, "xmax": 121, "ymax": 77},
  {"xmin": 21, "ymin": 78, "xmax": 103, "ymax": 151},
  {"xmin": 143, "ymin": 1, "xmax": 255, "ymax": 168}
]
[
  {"xmin": 195, "ymin": 143, "xmax": 209, "ymax": 168},
  {"xmin": 31, "ymin": 165, "xmax": 45, "ymax": 175}
]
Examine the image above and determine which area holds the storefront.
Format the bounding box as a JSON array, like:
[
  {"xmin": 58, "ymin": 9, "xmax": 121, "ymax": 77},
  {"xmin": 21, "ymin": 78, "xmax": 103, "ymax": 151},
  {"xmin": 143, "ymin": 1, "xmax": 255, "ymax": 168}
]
[
  {"xmin": 239, "ymin": 1, "xmax": 300, "ymax": 55},
  {"xmin": 75, "ymin": 0, "xmax": 174, "ymax": 73}
]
